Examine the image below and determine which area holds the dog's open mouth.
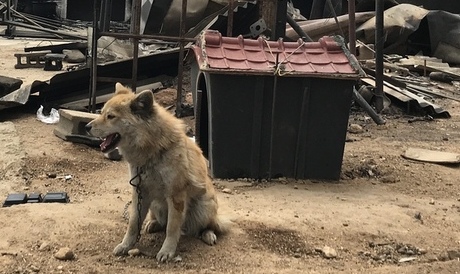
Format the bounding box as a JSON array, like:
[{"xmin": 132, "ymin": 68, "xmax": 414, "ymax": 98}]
[{"xmin": 100, "ymin": 133, "xmax": 121, "ymax": 153}]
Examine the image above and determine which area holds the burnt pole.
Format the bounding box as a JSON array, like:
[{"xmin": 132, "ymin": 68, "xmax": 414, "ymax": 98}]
[{"xmin": 374, "ymin": 0, "xmax": 384, "ymax": 112}]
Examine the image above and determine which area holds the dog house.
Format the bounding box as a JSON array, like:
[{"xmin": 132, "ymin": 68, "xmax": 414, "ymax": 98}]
[{"xmin": 190, "ymin": 30, "xmax": 364, "ymax": 180}]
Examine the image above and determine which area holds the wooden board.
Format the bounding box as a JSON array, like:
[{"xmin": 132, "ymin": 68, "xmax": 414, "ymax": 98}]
[{"xmin": 402, "ymin": 147, "xmax": 460, "ymax": 164}]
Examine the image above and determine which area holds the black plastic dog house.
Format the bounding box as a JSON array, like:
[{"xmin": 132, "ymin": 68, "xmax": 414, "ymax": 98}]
[{"xmin": 190, "ymin": 30, "xmax": 363, "ymax": 180}]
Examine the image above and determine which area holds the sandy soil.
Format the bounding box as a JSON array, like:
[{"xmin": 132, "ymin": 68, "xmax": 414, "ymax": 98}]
[{"xmin": 0, "ymin": 37, "xmax": 460, "ymax": 274}]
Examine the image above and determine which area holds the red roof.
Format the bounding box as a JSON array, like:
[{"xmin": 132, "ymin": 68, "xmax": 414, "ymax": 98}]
[{"xmin": 192, "ymin": 30, "xmax": 362, "ymax": 78}]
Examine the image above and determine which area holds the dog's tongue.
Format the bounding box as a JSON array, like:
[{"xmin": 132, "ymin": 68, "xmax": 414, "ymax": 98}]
[{"xmin": 100, "ymin": 133, "xmax": 117, "ymax": 152}]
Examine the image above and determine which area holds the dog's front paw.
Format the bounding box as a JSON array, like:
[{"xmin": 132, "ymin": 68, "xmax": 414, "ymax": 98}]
[
  {"xmin": 156, "ymin": 247, "xmax": 176, "ymax": 262},
  {"xmin": 113, "ymin": 243, "xmax": 131, "ymax": 256}
]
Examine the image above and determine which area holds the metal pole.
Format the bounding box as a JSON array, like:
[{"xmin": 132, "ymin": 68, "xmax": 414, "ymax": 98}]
[
  {"xmin": 286, "ymin": 14, "xmax": 312, "ymax": 42},
  {"xmin": 195, "ymin": 90, "xmax": 203, "ymax": 146},
  {"xmin": 2, "ymin": 20, "xmax": 86, "ymax": 39},
  {"xmin": 89, "ymin": 0, "xmax": 99, "ymax": 113},
  {"xmin": 130, "ymin": 0, "xmax": 141, "ymax": 92},
  {"xmin": 98, "ymin": 31, "xmax": 196, "ymax": 42},
  {"xmin": 326, "ymin": 0, "xmax": 345, "ymax": 39},
  {"xmin": 268, "ymin": 53, "xmax": 280, "ymax": 180},
  {"xmin": 352, "ymin": 88, "xmax": 385, "ymax": 125},
  {"xmin": 348, "ymin": 0, "xmax": 356, "ymax": 55},
  {"xmin": 374, "ymin": 0, "xmax": 384, "ymax": 112},
  {"xmin": 274, "ymin": 0, "xmax": 287, "ymax": 40},
  {"xmin": 227, "ymin": 0, "xmax": 234, "ymax": 37},
  {"xmin": 6, "ymin": 0, "xmax": 13, "ymax": 36},
  {"xmin": 175, "ymin": 0, "xmax": 187, "ymax": 117}
]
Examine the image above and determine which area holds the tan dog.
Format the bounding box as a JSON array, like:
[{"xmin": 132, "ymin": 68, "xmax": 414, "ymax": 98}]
[{"xmin": 86, "ymin": 83, "xmax": 229, "ymax": 262}]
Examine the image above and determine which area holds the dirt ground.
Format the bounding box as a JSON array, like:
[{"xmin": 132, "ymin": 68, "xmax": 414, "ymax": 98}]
[{"xmin": 1, "ymin": 38, "xmax": 460, "ymax": 274}]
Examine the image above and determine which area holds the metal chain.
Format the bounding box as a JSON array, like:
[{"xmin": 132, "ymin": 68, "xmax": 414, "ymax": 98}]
[
  {"xmin": 129, "ymin": 167, "xmax": 143, "ymax": 244},
  {"xmin": 122, "ymin": 200, "xmax": 132, "ymax": 221}
]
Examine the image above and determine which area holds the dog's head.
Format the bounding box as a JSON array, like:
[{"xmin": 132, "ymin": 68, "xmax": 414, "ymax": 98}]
[{"xmin": 85, "ymin": 82, "xmax": 155, "ymax": 153}]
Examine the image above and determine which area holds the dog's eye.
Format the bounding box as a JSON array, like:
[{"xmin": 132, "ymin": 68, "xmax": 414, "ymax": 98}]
[{"xmin": 107, "ymin": 114, "xmax": 115, "ymax": 120}]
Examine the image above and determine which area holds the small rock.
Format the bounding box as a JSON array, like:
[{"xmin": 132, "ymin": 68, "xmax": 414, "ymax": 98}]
[
  {"xmin": 57, "ymin": 265, "xmax": 64, "ymax": 270},
  {"xmin": 397, "ymin": 247, "xmax": 406, "ymax": 254},
  {"xmin": 54, "ymin": 247, "xmax": 75, "ymax": 260},
  {"xmin": 114, "ymin": 257, "xmax": 126, "ymax": 262},
  {"xmin": 321, "ymin": 246, "xmax": 337, "ymax": 259},
  {"xmin": 399, "ymin": 256, "xmax": 417, "ymax": 263},
  {"xmin": 64, "ymin": 175, "xmax": 72, "ymax": 181},
  {"xmin": 348, "ymin": 124, "xmax": 364, "ymax": 134},
  {"xmin": 437, "ymin": 251, "xmax": 450, "ymax": 261},
  {"xmin": 447, "ymin": 250, "xmax": 460, "ymax": 260},
  {"xmin": 418, "ymin": 248, "xmax": 427, "ymax": 255},
  {"xmin": 429, "ymin": 199, "xmax": 435, "ymax": 205},
  {"xmin": 29, "ymin": 265, "xmax": 40, "ymax": 272},
  {"xmin": 173, "ymin": 255, "xmax": 182, "ymax": 263},
  {"xmin": 380, "ymin": 175, "xmax": 397, "ymax": 184},
  {"xmin": 222, "ymin": 188, "xmax": 232, "ymax": 194},
  {"xmin": 38, "ymin": 241, "xmax": 50, "ymax": 251},
  {"xmin": 293, "ymin": 252, "xmax": 301, "ymax": 258},
  {"xmin": 47, "ymin": 173, "xmax": 57, "ymax": 178},
  {"xmin": 426, "ymin": 255, "xmax": 438, "ymax": 262},
  {"xmin": 293, "ymin": 185, "xmax": 298, "ymax": 189},
  {"xmin": 406, "ymin": 250, "xmax": 415, "ymax": 255},
  {"xmin": 343, "ymin": 223, "xmax": 349, "ymax": 227},
  {"xmin": 63, "ymin": 49, "xmax": 86, "ymax": 63},
  {"xmin": 128, "ymin": 248, "xmax": 141, "ymax": 257},
  {"xmin": 23, "ymin": 186, "xmax": 30, "ymax": 191}
]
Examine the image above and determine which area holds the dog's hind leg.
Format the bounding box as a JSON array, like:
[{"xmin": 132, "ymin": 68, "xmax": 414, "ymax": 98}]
[
  {"xmin": 113, "ymin": 186, "xmax": 151, "ymax": 256},
  {"xmin": 145, "ymin": 202, "xmax": 167, "ymax": 233},
  {"xmin": 201, "ymin": 229, "xmax": 217, "ymax": 245},
  {"xmin": 156, "ymin": 193, "xmax": 187, "ymax": 262},
  {"xmin": 145, "ymin": 219, "xmax": 164, "ymax": 234}
]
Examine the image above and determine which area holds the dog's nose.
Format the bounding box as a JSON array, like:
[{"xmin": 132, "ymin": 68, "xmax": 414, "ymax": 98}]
[{"xmin": 85, "ymin": 123, "xmax": 92, "ymax": 132}]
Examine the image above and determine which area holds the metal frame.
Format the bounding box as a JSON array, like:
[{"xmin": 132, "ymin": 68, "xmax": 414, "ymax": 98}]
[{"xmin": 88, "ymin": 0, "xmax": 192, "ymax": 116}]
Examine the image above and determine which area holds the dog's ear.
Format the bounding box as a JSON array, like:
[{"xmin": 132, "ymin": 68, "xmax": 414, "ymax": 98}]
[
  {"xmin": 130, "ymin": 90, "xmax": 154, "ymax": 119},
  {"xmin": 115, "ymin": 82, "xmax": 131, "ymax": 95}
]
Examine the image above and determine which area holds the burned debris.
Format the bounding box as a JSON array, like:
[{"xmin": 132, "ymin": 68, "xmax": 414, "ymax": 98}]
[{"xmin": 0, "ymin": 0, "xmax": 459, "ymax": 178}]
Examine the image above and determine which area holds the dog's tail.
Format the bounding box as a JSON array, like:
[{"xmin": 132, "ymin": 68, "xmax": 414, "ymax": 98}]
[{"xmin": 211, "ymin": 214, "xmax": 233, "ymax": 235}]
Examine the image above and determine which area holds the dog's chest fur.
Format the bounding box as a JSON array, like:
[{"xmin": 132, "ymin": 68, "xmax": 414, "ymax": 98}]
[{"xmin": 128, "ymin": 158, "xmax": 175, "ymax": 200}]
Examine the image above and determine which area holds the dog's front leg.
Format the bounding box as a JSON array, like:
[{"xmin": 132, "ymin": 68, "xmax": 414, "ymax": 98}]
[
  {"xmin": 113, "ymin": 186, "xmax": 150, "ymax": 256},
  {"xmin": 156, "ymin": 193, "xmax": 187, "ymax": 262}
]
